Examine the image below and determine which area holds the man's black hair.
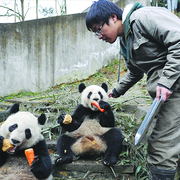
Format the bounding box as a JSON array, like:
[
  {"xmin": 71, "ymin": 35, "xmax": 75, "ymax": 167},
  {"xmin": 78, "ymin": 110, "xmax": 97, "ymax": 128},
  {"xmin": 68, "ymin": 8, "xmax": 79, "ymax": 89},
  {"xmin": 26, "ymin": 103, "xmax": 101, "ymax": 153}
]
[{"xmin": 86, "ymin": 0, "xmax": 123, "ymax": 31}]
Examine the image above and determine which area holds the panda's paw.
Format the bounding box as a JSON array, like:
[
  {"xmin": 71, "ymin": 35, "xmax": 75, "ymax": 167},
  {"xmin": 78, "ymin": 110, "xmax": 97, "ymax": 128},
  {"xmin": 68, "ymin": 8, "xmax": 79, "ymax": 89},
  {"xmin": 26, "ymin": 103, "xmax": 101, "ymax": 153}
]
[
  {"xmin": 99, "ymin": 101, "xmax": 110, "ymax": 110},
  {"xmin": 55, "ymin": 156, "xmax": 72, "ymax": 166},
  {"xmin": 102, "ymin": 156, "xmax": 117, "ymax": 166},
  {"xmin": 30, "ymin": 156, "xmax": 41, "ymax": 173},
  {"xmin": 31, "ymin": 155, "xmax": 40, "ymax": 167},
  {"xmin": 57, "ymin": 114, "xmax": 66, "ymax": 124},
  {"xmin": 30, "ymin": 156, "xmax": 43, "ymax": 172}
]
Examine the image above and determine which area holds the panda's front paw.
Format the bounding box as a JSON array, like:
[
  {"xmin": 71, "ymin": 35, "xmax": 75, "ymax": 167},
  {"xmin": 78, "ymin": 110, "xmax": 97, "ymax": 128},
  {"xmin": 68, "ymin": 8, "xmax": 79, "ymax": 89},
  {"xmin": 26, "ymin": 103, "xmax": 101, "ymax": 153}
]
[
  {"xmin": 57, "ymin": 114, "xmax": 72, "ymax": 125},
  {"xmin": 30, "ymin": 155, "xmax": 52, "ymax": 179},
  {"xmin": 102, "ymin": 156, "xmax": 117, "ymax": 166},
  {"xmin": 30, "ymin": 156, "xmax": 41, "ymax": 174},
  {"xmin": 99, "ymin": 101, "xmax": 110, "ymax": 110},
  {"xmin": 57, "ymin": 114, "xmax": 66, "ymax": 124},
  {"xmin": 31, "ymin": 155, "xmax": 40, "ymax": 167}
]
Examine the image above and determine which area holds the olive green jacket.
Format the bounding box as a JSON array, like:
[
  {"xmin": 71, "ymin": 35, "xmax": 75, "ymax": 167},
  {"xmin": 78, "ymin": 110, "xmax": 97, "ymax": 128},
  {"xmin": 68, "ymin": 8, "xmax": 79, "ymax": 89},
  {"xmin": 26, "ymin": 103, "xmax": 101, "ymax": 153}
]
[{"xmin": 114, "ymin": 5, "xmax": 180, "ymax": 96}]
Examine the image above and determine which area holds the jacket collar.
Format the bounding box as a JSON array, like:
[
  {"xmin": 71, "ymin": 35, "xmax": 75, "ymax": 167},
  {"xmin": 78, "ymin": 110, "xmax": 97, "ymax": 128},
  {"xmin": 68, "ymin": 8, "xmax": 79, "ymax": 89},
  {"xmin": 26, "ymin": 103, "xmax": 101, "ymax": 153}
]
[
  {"xmin": 120, "ymin": 2, "xmax": 144, "ymax": 60},
  {"xmin": 123, "ymin": 2, "xmax": 144, "ymax": 44},
  {"xmin": 122, "ymin": 4, "xmax": 134, "ymax": 24}
]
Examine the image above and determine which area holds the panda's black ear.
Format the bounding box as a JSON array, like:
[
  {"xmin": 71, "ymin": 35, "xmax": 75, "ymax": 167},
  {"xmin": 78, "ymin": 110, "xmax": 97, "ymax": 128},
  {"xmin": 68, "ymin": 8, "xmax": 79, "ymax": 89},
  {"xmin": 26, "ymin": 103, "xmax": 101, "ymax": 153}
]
[
  {"xmin": 78, "ymin": 83, "xmax": 86, "ymax": 93},
  {"xmin": 38, "ymin": 113, "xmax": 46, "ymax": 125},
  {"xmin": 9, "ymin": 103, "xmax": 19, "ymax": 114},
  {"xmin": 101, "ymin": 83, "xmax": 108, "ymax": 92}
]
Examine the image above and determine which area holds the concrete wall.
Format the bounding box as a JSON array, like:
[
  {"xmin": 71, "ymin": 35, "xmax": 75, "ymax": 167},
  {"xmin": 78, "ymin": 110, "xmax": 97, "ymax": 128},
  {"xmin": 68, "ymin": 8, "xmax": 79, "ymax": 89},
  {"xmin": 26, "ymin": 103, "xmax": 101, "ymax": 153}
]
[{"xmin": 0, "ymin": 0, "xmax": 150, "ymax": 97}]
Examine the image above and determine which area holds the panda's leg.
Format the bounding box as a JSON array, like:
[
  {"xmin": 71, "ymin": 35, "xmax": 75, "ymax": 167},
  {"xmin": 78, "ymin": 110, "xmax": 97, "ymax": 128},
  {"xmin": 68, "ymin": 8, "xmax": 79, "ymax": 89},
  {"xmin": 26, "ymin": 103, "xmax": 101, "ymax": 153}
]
[
  {"xmin": 55, "ymin": 134, "xmax": 76, "ymax": 166},
  {"xmin": 102, "ymin": 128, "xmax": 123, "ymax": 166}
]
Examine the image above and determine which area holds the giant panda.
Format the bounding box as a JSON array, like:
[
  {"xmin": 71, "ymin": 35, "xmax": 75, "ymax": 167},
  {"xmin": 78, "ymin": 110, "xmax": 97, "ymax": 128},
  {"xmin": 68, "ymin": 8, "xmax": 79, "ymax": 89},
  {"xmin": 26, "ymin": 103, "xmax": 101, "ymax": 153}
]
[
  {"xmin": 55, "ymin": 83, "xmax": 123, "ymax": 167},
  {"xmin": 0, "ymin": 104, "xmax": 53, "ymax": 180}
]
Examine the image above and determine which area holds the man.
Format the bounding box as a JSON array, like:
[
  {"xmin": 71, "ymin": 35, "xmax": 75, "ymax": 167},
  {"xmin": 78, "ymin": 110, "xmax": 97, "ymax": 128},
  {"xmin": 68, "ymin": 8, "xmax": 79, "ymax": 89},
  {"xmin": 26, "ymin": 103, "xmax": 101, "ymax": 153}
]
[{"xmin": 86, "ymin": 0, "xmax": 180, "ymax": 179}]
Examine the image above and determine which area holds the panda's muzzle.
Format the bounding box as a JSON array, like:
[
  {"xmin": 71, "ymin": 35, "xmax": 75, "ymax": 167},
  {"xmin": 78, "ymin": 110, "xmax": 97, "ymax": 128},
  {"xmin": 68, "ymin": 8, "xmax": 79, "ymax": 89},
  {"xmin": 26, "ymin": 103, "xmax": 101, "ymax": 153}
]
[
  {"xmin": 8, "ymin": 145, "xmax": 17, "ymax": 154},
  {"xmin": 12, "ymin": 139, "xmax": 20, "ymax": 144},
  {"xmin": 7, "ymin": 139, "xmax": 20, "ymax": 154}
]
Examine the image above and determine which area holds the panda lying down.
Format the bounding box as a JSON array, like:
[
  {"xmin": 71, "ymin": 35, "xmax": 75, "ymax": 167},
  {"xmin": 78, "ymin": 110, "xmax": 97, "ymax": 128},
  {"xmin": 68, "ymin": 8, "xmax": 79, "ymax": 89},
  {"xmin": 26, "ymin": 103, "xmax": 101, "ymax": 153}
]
[
  {"xmin": 0, "ymin": 104, "xmax": 52, "ymax": 180},
  {"xmin": 55, "ymin": 83, "xmax": 123, "ymax": 166}
]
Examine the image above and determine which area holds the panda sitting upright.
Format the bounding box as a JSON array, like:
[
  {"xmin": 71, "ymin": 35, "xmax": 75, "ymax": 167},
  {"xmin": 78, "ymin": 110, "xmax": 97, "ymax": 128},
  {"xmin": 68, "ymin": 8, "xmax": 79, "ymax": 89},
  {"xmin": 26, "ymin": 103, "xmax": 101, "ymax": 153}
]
[
  {"xmin": 0, "ymin": 104, "xmax": 53, "ymax": 180},
  {"xmin": 55, "ymin": 83, "xmax": 123, "ymax": 166}
]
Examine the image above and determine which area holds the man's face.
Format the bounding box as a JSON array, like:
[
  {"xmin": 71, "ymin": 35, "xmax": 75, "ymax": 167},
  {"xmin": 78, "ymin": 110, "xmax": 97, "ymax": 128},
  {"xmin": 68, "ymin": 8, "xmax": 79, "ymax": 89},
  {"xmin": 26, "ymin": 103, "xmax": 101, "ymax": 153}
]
[{"xmin": 92, "ymin": 16, "xmax": 124, "ymax": 44}]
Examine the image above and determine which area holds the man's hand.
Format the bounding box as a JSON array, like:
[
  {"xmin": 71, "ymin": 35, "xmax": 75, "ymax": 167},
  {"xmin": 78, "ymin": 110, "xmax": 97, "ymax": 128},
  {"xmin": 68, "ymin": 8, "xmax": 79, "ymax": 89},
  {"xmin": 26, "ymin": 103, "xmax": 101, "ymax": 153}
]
[
  {"xmin": 108, "ymin": 91, "xmax": 117, "ymax": 98},
  {"xmin": 156, "ymin": 86, "xmax": 172, "ymax": 102}
]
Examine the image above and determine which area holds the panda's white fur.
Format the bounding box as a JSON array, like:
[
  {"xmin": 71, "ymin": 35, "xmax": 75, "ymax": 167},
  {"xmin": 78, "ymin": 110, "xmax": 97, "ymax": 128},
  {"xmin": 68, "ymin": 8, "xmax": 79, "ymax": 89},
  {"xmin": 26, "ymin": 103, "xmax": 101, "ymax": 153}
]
[
  {"xmin": 81, "ymin": 85, "xmax": 108, "ymax": 111},
  {"xmin": 69, "ymin": 119, "xmax": 110, "ymax": 156},
  {"xmin": 0, "ymin": 111, "xmax": 44, "ymax": 152}
]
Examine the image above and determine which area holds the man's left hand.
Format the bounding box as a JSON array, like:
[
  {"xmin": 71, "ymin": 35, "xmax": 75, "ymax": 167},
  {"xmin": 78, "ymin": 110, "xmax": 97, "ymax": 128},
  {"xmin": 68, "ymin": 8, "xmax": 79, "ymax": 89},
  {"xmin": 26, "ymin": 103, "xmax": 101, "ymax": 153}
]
[{"xmin": 156, "ymin": 85, "xmax": 172, "ymax": 102}]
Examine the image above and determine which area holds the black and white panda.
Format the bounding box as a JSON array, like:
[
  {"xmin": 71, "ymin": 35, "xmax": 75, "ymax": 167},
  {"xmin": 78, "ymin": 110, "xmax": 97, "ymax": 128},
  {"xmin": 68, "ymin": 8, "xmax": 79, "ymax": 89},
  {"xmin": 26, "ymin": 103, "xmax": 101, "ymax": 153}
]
[
  {"xmin": 0, "ymin": 105, "xmax": 53, "ymax": 180},
  {"xmin": 55, "ymin": 83, "xmax": 123, "ymax": 167}
]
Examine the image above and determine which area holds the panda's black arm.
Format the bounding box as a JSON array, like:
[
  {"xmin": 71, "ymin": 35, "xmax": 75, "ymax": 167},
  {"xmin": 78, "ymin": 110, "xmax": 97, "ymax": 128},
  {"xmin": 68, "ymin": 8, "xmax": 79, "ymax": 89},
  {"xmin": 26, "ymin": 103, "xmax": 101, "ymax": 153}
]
[
  {"xmin": 99, "ymin": 101, "xmax": 115, "ymax": 127},
  {"xmin": 100, "ymin": 109, "xmax": 115, "ymax": 127},
  {"xmin": 30, "ymin": 139, "xmax": 52, "ymax": 179},
  {"xmin": 0, "ymin": 136, "xmax": 8, "ymax": 166},
  {"xmin": 0, "ymin": 150, "xmax": 8, "ymax": 166},
  {"xmin": 58, "ymin": 104, "xmax": 86, "ymax": 132},
  {"xmin": 60, "ymin": 120, "xmax": 82, "ymax": 132}
]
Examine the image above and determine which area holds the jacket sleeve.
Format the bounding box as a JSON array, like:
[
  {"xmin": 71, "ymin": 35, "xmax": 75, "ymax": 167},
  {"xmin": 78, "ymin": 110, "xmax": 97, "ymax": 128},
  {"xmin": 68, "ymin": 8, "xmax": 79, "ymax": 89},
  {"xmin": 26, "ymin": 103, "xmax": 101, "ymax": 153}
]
[
  {"xmin": 136, "ymin": 7, "xmax": 180, "ymax": 89},
  {"xmin": 114, "ymin": 59, "xmax": 144, "ymax": 96}
]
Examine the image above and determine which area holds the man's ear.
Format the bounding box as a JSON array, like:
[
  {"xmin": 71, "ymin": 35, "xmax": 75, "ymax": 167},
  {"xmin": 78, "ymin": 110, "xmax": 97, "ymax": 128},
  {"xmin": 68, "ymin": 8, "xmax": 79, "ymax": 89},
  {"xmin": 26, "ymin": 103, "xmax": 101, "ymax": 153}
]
[{"xmin": 111, "ymin": 14, "xmax": 117, "ymax": 23}]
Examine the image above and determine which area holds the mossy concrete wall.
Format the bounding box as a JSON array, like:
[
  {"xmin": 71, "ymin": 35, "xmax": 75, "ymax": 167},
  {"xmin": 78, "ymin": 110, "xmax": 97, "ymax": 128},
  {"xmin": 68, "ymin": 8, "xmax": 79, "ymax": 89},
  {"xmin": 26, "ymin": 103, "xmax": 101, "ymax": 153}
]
[
  {"xmin": 0, "ymin": 13, "xmax": 120, "ymax": 97},
  {"xmin": 0, "ymin": 0, "xmax": 150, "ymax": 97}
]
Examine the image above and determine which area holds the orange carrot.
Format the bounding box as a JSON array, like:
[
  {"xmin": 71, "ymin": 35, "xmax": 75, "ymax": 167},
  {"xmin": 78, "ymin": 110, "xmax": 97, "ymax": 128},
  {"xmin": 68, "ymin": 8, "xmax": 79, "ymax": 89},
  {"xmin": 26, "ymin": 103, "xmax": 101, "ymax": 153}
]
[
  {"xmin": 92, "ymin": 101, "xmax": 105, "ymax": 112},
  {"xmin": 25, "ymin": 148, "xmax": 35, "ymax": 167}
]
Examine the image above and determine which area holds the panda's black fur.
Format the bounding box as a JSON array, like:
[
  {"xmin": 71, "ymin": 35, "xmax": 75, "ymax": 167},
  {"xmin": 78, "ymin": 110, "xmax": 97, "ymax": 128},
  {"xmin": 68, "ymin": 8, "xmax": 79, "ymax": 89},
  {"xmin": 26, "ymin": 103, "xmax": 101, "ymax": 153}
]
[
  {"xmin": 0, "ymin": 103, "xmax": 19, "ymax": 122},
  {"xmin": 55, "ymin": 83, "xmax": 123, "ymax": 166},
  {"xmin": 0, "ymin": 104, "xmax": 52, "ymax": 180}
]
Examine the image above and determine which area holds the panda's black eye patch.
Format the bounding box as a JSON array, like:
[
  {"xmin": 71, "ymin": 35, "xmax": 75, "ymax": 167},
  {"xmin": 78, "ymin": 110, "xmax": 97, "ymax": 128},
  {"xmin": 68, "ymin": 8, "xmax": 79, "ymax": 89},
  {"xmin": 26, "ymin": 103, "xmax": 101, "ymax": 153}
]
[
  {"xmin": 25, "ymin": 128, "xmax": 32, "ymax": 139},
  {"xmin": 98, "ymin": 92, "xmax": 103, "ymax": 99},
  {"xmin": 87, "ymin": 92, "xmax": 92, "ymax": 99},
  {"xmin": 9, "ymin": 124, "xmax": 18, "ymax": 132}
]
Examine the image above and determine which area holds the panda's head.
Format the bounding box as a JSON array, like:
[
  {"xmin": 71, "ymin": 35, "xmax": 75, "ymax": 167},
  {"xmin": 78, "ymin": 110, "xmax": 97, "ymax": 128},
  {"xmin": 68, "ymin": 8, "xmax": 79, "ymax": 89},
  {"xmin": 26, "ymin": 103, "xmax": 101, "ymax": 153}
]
[
  {"xmin": 0, "ymin": 111, "xmax": 46, "ymax": 154},
  {"xmin": 79, "ymin": 83, "xmax": 108, "ymax": 111}
]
